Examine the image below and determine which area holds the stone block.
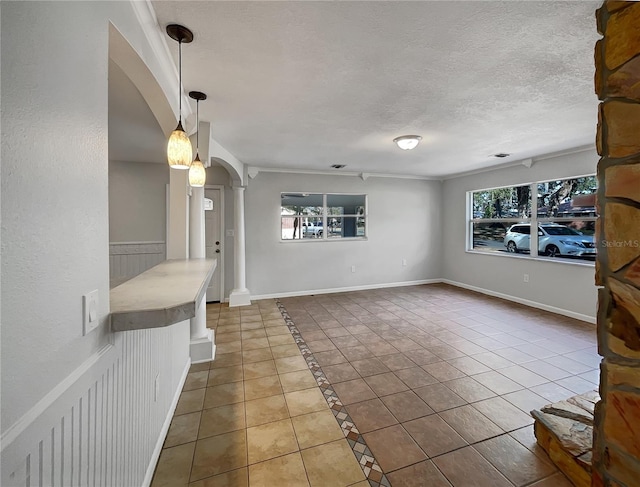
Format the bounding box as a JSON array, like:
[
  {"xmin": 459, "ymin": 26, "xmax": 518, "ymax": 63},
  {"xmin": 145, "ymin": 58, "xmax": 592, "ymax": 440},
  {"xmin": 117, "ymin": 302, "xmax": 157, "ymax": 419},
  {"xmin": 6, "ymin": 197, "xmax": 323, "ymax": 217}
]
[
  {"xmin": 624, "ymin": 256, "xmax": 640, "ymax": 288},
  {"xmin": 595, "ymin": 39, "xmax": 605, "ymax": 99},
  {"xmin": 532, "ymin": 410, "xmax": 593, "ymax": 457},
  {"xmin": 609, "ymin": 278, "xmax": 640, "ymax": 352},
  {"xmin": 605, "ymin": 362, "xmax": 640, "ymax": 388},
  {"xmin": 603, "ymin": 389, "xmax": 640, "ymax": 458},
  {"xmin": 568, "ymin": 395, "xmax": 599, "ymax": 416},
  {"xmin": 606, "ymin": 1, "xmax": 633, "ymax": 14},
  {"xmin": 603, "ymin": 442, "xmax": 640, "ymax": 486},
  {"xmin": 542, "ymin": 400, "xmax": 594, "ymax": 425},
  {"xmin": 606, "ymin": 332, "xmax": 640, "ymax": 360},
  {"xmin": 597, "ymin": 103, "xmax": 604, "ymax": 156},
  {"xmin": 602, "ymin": 101, "xmax": 640, "ymax": 158},
  {"xmin": 604, "ymin": 203, "xmax": 640, "ymax": 271},
  {"xmin": 534, "ymin": 421, "xmax": 591, "ymax": 487},
  {"xmin": 606, "ymin": 55, "xmax": 640, "ymax": 102},
  {"xmin": 605, "ymin": 3, "xmax": 640, "ymax": 70},
  {"xmin": 605, "ymin": 163, "xmax": 640, "ymax": 204}
]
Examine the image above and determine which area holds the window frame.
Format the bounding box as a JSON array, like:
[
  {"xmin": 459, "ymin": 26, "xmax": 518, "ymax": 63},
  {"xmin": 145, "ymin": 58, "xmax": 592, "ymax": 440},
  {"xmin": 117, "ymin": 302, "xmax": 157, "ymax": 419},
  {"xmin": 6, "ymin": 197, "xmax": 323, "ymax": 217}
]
[
  {"xmin": 466, "ymin": 174, "xmax": 597, "ymax": 265},
  {"xmin": 281, "ymin": 192, "xmax": 368, "ymax": 242}
]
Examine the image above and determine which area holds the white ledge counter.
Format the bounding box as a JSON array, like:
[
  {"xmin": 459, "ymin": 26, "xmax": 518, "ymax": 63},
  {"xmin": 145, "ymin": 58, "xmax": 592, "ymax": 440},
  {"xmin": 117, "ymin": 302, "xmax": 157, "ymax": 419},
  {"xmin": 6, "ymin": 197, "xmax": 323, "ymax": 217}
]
[{"xmin": 110, "ymin": 259, "xmax": 217, "ymax": 332}]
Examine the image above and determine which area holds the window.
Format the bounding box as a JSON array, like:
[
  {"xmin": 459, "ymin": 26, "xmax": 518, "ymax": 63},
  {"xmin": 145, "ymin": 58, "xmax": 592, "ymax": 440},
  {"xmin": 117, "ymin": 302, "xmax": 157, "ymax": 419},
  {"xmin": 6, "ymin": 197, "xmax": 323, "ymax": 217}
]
[
  {"xmin": 281, "ymin": 193, "xmax": 367, "ymax": 240},
  {"xmin": 468, "ymin": 175, "xmax": 597, "ymax": 263}
]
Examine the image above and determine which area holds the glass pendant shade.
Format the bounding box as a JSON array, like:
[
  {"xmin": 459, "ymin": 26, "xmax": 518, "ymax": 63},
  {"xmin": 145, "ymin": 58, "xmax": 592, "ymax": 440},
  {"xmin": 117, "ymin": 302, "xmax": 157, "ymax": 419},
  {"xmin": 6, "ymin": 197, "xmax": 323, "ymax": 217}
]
[
  {"xmin": 189, "ymin": 154, "xmax": 206, "ymax": 187},
  {"xmin": 167, "ymin": 121, "xmax": 193, "ymax": 169}
]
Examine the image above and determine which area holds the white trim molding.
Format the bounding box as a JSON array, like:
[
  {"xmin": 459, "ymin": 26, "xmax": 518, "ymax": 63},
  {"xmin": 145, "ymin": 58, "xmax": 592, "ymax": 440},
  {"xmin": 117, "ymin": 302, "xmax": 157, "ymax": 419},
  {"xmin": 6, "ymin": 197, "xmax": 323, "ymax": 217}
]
[
  {"xmin": 441, "ymin": 278, "xmax": 596, "ymax": 324},
  {"xmin": 251, "ymin": 279, "xmax": 442, "ymax": 301}
]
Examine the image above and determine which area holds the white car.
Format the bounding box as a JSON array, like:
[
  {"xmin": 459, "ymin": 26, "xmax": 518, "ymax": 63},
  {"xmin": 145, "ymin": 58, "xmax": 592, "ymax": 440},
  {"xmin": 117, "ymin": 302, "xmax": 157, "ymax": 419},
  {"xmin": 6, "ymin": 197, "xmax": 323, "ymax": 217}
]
[
  {"xmin": 302, "ymin": 221, "xmax": 323, "ymax": 237},
  {"xmin": 504, "ymin": 223, "xmax": 596, "ymax": 257}
]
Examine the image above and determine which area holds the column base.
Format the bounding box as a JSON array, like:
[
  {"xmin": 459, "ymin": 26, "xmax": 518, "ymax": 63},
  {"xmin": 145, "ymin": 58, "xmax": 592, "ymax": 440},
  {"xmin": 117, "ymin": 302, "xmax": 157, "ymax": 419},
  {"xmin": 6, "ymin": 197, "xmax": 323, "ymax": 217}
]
[
  {"xmin": 229, "ymin": 288, "xmax": 252, "ymax": 307},
  {"xmin": 190, "ymin": 329, "xmax": 216, "ymax": 364}
]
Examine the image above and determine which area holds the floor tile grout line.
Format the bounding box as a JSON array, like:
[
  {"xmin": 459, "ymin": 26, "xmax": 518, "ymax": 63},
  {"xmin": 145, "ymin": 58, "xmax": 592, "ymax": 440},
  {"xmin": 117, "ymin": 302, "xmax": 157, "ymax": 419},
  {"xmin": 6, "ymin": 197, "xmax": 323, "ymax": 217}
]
[{"xmin": 276, "ymin": 299, "xmax": 391, "ymax": 487}]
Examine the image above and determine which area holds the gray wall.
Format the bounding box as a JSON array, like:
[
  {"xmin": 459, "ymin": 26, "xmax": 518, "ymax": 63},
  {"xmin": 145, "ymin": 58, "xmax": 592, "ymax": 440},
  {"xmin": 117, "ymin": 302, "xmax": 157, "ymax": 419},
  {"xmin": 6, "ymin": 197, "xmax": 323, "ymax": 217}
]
[
  {"xmin": 109, "ymin": 161, "xmax": 169, "ymax": 242},
  {"xmin": 245, "ymin": 172, "xmax": 443, "ymax": 297},
  {"xmin": 442, "ymin": 148, "xmax": 599, "ymax": 321}
]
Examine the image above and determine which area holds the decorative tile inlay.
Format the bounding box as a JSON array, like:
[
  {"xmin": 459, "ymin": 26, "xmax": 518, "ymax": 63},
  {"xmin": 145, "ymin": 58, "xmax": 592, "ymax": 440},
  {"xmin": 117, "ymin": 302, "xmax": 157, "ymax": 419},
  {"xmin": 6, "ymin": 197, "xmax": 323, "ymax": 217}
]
[{"xmin": 276, "ymin": 300, "xmax": 391, "ymax": 487}]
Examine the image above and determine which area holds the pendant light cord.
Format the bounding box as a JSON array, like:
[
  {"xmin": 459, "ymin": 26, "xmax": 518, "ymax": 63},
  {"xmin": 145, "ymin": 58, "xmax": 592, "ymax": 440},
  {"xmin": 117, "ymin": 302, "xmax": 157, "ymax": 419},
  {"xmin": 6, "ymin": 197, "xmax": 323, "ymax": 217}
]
[
  {"xmin": 196, "ymin": 99, "xmax": 199, "ymax": 153},
  {"xmin": 178, "ymin": 39, "xmax": 182, "ymax": 122}
]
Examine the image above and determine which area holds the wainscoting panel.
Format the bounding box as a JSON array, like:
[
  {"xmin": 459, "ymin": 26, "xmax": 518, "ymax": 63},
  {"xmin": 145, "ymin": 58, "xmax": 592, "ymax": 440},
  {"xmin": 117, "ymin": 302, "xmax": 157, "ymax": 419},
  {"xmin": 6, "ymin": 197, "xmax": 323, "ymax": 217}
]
[
  {"xmin": 1, "ymin": 322, "xmax": 190, "ymax": 487},
  {"xmin": 109, "ymin": 242, "xmax": 166, "ymax": 283}
]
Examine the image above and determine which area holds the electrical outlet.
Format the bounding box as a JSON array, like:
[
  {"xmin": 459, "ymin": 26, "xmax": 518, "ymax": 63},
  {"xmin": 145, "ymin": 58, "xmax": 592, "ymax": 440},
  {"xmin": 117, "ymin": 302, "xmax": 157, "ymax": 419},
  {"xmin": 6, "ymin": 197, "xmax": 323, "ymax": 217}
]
[
  {"xmin": 402, "ymin": 259, "xmax": 407, "ymax": 266},
  {"xmin": 351, "ymin": 265, "xmax": 356, "ymax": 273},
  {"xmin": 82, "ymin": 290, "xmax": 100, "ymax": 335},
  {"xmin": 523, "ymin": 274, "xmax": 529, "ymax": 283}
]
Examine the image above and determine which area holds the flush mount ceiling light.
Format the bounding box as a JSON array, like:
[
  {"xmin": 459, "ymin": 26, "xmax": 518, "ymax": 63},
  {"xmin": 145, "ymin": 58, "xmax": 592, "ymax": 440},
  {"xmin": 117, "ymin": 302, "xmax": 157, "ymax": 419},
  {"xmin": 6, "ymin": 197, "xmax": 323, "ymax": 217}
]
[
  {"xmin": 393, "ymin": 135, "xmax": 422, "ymax": 150},
  {"xmin": 188, "ymin": 91, "xmax": 207, "ymax": 187},
  {"xmin": 166, "ymin": 24, "xmax": 194, "ymax": 169}
]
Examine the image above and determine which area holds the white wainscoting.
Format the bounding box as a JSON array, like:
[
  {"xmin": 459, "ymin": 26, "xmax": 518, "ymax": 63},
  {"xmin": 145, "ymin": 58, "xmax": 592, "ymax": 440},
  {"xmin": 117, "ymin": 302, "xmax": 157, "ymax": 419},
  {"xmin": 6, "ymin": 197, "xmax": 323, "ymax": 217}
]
[
  {"xmin": 1, "ymin": 322, "xmax": 190, "ymax": 487},
  {"xmin": 109, "ymin": 242, "xmax": 166, "ymax": 283}
]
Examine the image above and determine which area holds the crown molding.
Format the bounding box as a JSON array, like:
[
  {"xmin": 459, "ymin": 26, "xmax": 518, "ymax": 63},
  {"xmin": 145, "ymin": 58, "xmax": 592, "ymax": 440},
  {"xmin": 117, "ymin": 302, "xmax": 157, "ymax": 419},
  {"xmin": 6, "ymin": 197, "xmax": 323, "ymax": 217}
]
[
  {"xmin": 442, "ymin": 144, "xmax": 596, "ymax": 181},
  {"xmin": 246, "ymin": 166, "xmax": 440, "ymax": 181}
]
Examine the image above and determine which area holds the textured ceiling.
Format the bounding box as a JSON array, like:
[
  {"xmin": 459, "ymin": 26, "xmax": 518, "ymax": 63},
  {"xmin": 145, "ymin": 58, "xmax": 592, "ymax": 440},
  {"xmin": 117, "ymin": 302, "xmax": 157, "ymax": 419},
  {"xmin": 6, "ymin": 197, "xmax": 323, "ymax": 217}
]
[{"xmin": 147, "ymin": 0, "xmax": 600, "ymax": 178}]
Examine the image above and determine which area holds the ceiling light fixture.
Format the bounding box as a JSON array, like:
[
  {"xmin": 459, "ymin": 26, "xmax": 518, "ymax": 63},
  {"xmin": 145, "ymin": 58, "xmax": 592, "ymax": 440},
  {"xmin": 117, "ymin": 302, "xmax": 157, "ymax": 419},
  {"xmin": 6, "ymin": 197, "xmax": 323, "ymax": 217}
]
[
  {"xmin": 166, "ymin": 24, "xmax": 194, "ymax": 169},
  {"xmin": 393, "ymin": 135, "xmax": 422, "ymax": 150},
  {"xmin": 331, "ymin": 164, "xmax": 346, "ymax": 169},
  {"xmin": 493, "ymin": 153, "xmax": 511, "ymax": 158},
  {"xmin": 188, "ymin": 91, "xmax": 207, "ymax": 187}
]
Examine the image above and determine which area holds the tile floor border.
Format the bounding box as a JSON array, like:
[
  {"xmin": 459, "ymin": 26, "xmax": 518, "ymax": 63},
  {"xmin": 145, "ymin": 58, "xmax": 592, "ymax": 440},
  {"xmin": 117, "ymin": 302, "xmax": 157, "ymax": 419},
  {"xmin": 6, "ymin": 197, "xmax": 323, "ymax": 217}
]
[{"xmin": 276, "ymin": 299, "xmax": 391, "ymax": 487}]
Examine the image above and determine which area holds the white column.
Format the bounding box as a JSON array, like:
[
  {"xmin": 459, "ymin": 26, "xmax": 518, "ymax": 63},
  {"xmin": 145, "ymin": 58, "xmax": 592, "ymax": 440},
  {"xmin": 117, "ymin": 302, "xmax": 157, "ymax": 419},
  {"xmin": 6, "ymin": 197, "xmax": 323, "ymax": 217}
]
[
  {"xmin": 229, "ymin": 186, "xmax": 251, "ymax": 307},
  {"xmin": 167, "ymin": 169, "xmax": 189, "ymax": 259},
  {"xmin": 188, "ymin": 186, "xmax": 215, "ymax": 362}
]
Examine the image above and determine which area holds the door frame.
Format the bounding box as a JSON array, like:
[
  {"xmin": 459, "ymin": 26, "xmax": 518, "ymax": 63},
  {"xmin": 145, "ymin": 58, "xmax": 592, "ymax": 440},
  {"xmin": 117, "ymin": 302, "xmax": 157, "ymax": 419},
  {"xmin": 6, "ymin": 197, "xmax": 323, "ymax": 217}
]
[{"xmin": 205, "ymin": 184, "xmax": 225, "ymax": 303}]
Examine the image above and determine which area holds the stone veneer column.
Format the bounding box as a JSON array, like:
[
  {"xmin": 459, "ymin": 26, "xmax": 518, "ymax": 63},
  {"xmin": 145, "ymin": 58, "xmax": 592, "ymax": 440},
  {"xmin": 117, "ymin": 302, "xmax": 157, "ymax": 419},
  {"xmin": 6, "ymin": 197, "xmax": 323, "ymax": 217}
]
[{"xmin": 593, "ymin": 2, "xmax": 640, "ymax": 486}]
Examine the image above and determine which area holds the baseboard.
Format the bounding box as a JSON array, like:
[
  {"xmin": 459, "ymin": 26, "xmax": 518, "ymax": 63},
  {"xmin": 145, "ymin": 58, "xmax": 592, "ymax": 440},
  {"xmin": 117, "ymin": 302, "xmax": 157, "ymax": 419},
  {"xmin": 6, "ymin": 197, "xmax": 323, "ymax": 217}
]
[
  {"xmin": 251, "ymin": 279, "xmax": 442, "ymax": 301},
  {"xmin": 441, "ymin": 279, "xmax": 596, "ymax": 324},
  {"xmin": 141, "ymin": 357, "xmax": 191, "ymax": 487}
]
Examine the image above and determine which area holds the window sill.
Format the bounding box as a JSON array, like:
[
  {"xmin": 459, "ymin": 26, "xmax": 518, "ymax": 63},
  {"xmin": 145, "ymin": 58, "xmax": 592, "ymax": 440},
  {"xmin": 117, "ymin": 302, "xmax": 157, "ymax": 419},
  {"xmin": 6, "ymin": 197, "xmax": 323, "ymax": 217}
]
[
  {"xmin": 464, "ymin": 249, "xmax": 595, "ymax": 268},
  {"xmin": 281, "ymin": 237, "xmax": 368, "ymax": 243}
]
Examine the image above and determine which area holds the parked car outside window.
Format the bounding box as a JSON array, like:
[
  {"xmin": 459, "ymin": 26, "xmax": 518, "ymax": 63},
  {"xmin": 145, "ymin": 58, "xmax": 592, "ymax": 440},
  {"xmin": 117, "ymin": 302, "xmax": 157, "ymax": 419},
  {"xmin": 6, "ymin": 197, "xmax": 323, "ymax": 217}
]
[
  {"xmin": 303, "ymin": 221, "xmax": 323, "ymax": 237},
  {"xmin": 504, "ymin": 223, "xmax": 596, "ymax": 258}
]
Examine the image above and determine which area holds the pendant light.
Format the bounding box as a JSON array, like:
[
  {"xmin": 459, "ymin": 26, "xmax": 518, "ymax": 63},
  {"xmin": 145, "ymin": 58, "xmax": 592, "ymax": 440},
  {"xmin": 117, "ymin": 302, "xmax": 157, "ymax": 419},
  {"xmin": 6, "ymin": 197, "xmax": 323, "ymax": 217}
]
[
  {"xmin": 166, "ymin": 24, "xmax": 194, "ymax": 169},
  {"xmin": 189, "ymin": 91, "xmax": 207, "ymax": 187}
]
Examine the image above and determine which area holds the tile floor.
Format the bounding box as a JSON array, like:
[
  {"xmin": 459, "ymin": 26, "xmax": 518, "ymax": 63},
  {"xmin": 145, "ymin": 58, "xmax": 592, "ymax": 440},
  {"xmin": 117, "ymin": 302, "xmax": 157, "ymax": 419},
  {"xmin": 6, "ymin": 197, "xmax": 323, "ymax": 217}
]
[{"xmin": 152, "ymin": 284, "xmax": 600, "ymax": 486}]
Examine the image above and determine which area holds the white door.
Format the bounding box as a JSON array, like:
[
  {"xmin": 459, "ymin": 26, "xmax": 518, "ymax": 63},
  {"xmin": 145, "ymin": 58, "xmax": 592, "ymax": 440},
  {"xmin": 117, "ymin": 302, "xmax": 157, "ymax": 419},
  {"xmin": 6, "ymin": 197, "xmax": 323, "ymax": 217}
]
[{"xmin": 205, "ymin": 188, "xmax": 222, "ymax": 302}]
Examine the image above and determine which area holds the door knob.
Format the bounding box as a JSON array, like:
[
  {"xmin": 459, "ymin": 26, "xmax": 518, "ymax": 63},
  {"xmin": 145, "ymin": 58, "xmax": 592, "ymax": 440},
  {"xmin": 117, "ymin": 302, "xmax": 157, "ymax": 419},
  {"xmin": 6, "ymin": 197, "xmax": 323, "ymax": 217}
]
[
  {"xmin": 216, "ymin": 241, "xmax": 220, "ymax": 245},
  {"xmin": 215, "ymin": 249, "xmax": 220, "ymax": 253}
]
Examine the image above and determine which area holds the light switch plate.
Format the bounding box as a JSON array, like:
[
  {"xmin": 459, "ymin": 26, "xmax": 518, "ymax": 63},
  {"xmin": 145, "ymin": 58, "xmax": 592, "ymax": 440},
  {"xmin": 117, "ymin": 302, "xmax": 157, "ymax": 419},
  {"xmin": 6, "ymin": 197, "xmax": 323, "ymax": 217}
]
[{"xmin": 83, "ymin": 289, "xmax": 100, "ymax": 335}]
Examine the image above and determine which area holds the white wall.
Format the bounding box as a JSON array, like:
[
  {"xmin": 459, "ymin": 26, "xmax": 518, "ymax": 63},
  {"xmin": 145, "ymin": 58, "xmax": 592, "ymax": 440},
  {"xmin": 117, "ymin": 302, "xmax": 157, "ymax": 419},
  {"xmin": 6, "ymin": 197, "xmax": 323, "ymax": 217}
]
[
  {"xmin": 109, "ymin": 161, "xmax": 169, "ymax": 242},
  {"xmin": 442, "ymin": 148, "xmax": 599, "ymax": 322},
  {"xmin": 245, "ymin": 172, "xmax": 443, "ymax": 297},
  {"xmin": 1, "ymin": 2, "xmax": 191, "ymax": 484}
]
